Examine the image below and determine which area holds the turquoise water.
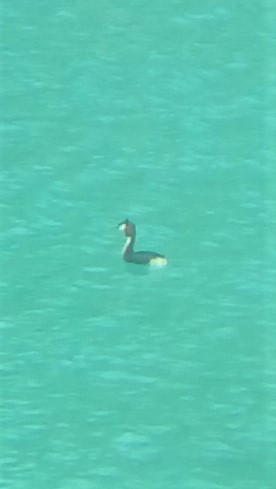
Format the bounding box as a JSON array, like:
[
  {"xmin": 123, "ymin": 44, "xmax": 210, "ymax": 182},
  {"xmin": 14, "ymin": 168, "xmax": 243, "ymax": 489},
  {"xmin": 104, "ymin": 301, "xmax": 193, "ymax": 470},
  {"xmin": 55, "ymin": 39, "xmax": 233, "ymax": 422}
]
[{"xmin": 1, "ymin": 1, "xmax": 275, "ymax": 488}]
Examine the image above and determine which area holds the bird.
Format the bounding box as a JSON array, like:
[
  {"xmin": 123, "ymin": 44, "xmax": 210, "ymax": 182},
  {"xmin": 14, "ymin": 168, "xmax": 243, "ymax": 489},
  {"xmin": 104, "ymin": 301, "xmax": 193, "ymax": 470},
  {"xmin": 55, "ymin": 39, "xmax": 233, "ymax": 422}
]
[{"xmin": 117, "ymin": 219, "xmax": 168, "ymax": 266}]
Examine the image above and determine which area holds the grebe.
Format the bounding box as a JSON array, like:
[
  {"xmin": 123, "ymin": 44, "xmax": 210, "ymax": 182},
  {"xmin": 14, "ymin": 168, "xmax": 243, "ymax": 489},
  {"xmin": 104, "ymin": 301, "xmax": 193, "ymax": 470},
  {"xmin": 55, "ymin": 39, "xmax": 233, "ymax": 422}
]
[{"xmin": 117, "ymin": 219, "xmax": 168, "ymax": 266}]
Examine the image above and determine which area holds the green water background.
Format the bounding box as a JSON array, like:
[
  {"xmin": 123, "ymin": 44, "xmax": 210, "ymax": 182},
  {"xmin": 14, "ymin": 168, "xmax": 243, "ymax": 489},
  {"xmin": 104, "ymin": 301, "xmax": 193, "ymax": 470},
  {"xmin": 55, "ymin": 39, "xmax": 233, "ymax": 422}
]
[{"xmin": 1, "ymin": 1, "xmax": 275, "ymax": 488}]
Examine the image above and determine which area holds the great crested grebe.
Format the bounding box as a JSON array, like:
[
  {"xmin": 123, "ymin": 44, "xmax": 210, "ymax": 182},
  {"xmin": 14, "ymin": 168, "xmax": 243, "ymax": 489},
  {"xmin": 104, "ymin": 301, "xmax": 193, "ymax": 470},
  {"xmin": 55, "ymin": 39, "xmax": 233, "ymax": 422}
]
[{"xmin": 117, "ymin": 219, "xmax": 168, "ymax": 266}]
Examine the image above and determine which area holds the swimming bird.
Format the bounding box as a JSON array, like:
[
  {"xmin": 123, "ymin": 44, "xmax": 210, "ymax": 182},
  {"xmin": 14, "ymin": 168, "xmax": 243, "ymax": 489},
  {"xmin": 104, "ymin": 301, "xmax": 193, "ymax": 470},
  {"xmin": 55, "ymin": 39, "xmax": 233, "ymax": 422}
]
[{"xmin": 117, "ymin": 219, "xmax": 168, "ymax": 266}]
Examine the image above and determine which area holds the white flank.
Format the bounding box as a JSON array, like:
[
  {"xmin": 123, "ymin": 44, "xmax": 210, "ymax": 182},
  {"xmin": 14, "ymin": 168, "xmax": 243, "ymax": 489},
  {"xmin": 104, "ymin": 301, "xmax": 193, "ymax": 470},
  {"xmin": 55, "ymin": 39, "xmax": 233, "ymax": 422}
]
[{"xmin": 149, "ymin": 257, "xmax": 168, "ymax": 267}]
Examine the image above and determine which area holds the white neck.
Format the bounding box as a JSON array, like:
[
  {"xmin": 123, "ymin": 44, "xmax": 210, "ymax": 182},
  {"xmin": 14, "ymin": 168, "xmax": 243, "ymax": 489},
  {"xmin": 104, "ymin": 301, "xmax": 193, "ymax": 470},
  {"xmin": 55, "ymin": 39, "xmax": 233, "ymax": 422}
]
[{"xmin": 122, "ymin": 236, "xmax": 132, "ymax": 256}]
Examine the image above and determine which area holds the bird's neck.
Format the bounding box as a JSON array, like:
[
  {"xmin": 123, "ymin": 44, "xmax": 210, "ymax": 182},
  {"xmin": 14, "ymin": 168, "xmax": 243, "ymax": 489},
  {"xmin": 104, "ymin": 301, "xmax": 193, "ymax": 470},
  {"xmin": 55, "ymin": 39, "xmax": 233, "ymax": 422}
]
[{"xmin": 122, "ymin": 235, "xmax": 135, "ymax": 258}]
